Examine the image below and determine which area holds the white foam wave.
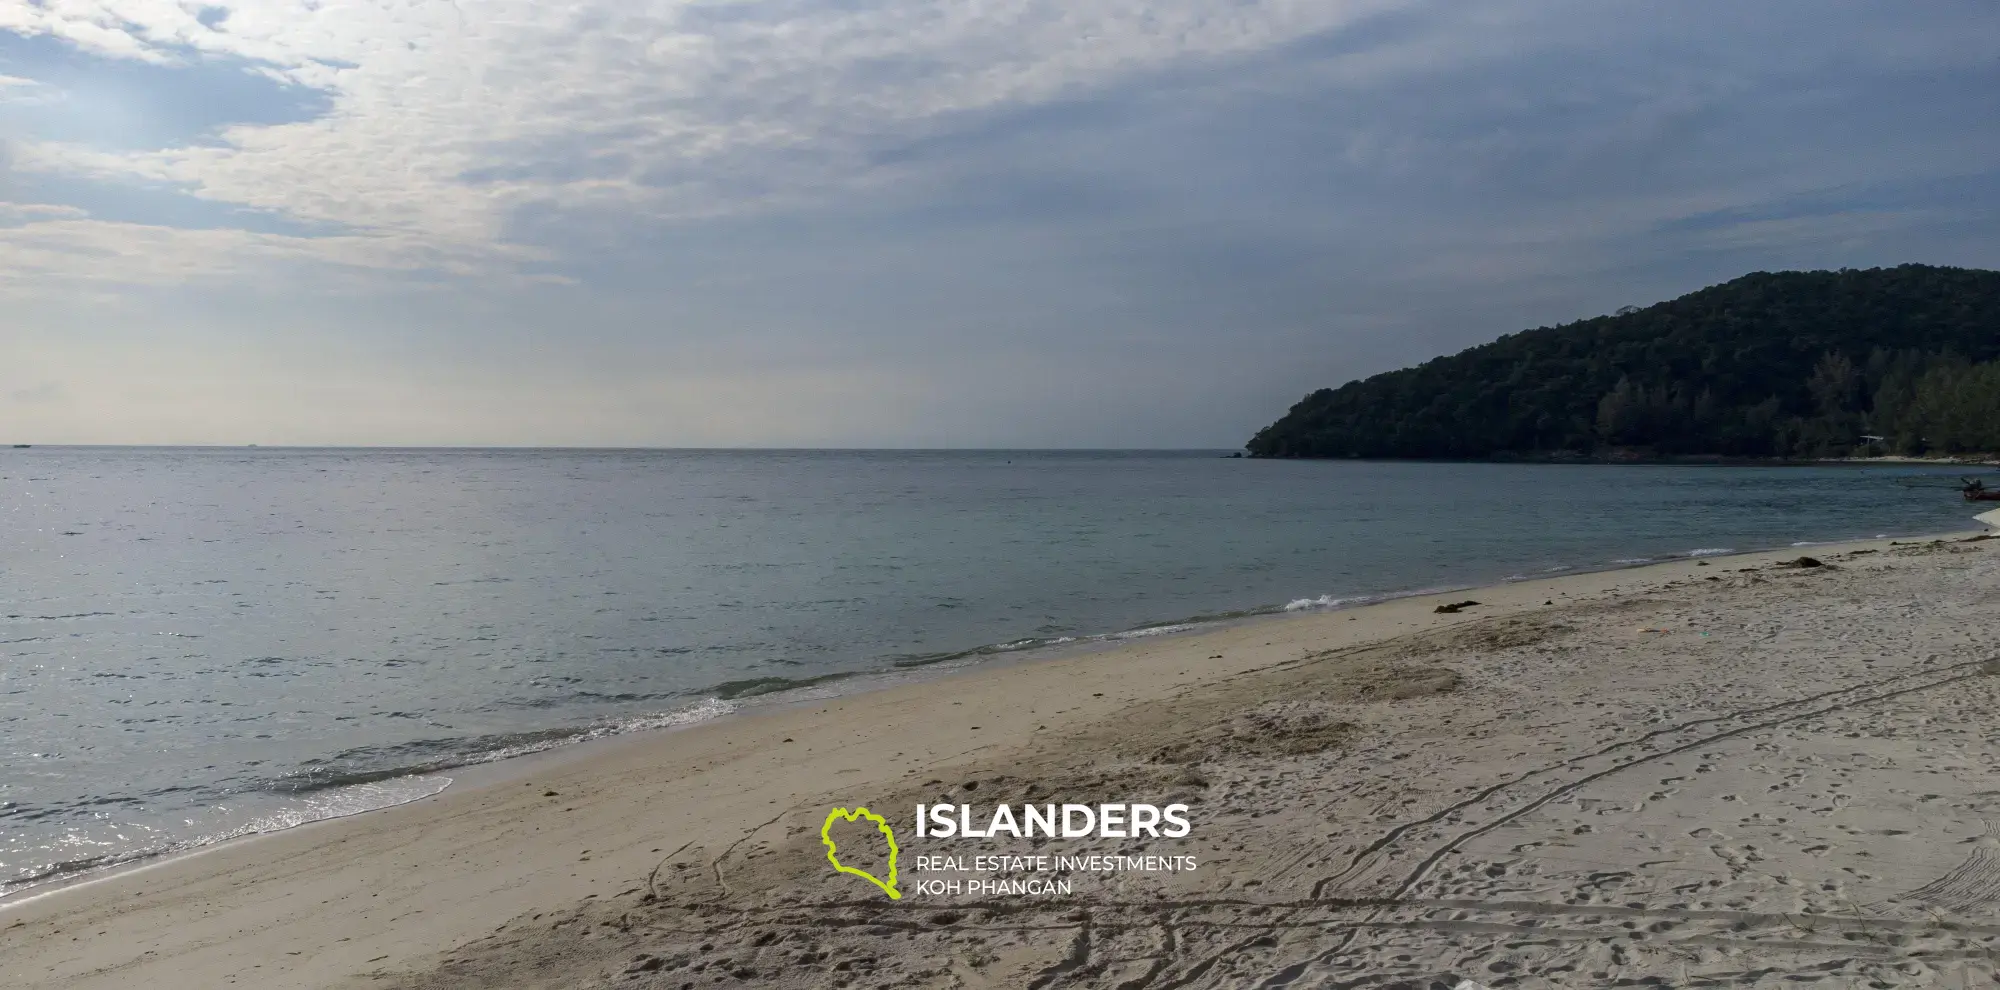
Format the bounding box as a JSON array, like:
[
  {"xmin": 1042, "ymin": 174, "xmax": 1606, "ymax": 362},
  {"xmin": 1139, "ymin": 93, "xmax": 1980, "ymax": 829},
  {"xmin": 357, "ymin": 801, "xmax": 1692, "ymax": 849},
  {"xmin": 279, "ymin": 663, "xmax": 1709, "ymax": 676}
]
[
  {"xmin": 994, "ymin": 636, "xmax": 1075, "ymax": 651},
  {"xmin": 424, "ymin": 698, "xmax": 738, "ymax": 769},
  {"xmin": 1283, "ymin": 594, "xmax": 1373, "ymax": 611},
  {"xmin": 1107, "ymin": 623, "xmax": 1200, "ymax": 640},
  {"xmin": 0, "ymin": 775, "xmax": 454, "ymax": 904},
  {"xmin": 2, "ymin": 698, "xmax": 738, "ymax": 903},
  {"xmin": 218, "ymin": 775, "xmax": 453, "ymax": 842},
  {"xmin": 596, "ymin": 698, "xmax": 736, "ymax": 737},
  {"xmin": 1683, "ymin": 548, "xmax": 1735, "ymax": 557}
]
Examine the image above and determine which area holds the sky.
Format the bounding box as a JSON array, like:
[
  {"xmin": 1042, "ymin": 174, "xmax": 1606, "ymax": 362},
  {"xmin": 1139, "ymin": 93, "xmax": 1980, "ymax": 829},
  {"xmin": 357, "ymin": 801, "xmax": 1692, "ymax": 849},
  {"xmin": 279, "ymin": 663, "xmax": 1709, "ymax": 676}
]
[{"xmin": 1, "ymin": 0, "xmax": 1996, "ymax": 448}]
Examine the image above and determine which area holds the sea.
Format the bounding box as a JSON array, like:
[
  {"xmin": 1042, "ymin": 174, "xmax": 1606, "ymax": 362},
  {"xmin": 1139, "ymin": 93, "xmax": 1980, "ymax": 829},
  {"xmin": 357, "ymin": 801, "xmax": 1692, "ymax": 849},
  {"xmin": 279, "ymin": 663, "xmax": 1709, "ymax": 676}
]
[{"xmin": 0, "ymin": 447, "xmax": 1987, "ymax": 896}]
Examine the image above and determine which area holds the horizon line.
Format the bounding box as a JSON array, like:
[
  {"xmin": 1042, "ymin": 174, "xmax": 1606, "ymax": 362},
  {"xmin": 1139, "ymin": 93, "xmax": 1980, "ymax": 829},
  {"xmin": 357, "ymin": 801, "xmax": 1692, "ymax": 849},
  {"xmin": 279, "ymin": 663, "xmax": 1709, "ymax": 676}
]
[{"xmin": 3, "ymin": 443, "xmax": 1247, "ymax": 453}]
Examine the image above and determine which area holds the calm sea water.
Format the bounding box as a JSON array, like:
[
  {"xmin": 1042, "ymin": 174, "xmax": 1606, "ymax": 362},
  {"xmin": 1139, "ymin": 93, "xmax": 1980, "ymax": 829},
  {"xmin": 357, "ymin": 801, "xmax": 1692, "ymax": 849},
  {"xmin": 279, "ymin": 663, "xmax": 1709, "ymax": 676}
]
[{"xmin": 0, "ymin": 448, "xmax": 1985, "ymax": 894}]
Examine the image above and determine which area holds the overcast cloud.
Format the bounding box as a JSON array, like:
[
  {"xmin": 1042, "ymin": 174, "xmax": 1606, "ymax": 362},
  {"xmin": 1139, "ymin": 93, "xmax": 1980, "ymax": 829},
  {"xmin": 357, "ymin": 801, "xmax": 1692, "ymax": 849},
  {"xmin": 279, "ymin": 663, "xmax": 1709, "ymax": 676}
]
[{"xmin": 2, "ymin": 0, "xmax": 1996, "ymax": 446}]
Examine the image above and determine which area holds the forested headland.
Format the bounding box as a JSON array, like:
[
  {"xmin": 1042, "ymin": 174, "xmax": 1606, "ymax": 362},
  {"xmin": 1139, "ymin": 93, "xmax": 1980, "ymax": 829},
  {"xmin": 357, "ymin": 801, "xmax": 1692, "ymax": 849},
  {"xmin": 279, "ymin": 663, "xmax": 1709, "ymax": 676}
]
[{"xmin": 1248, "ymin": 265, "xmax": 2000, "ymax": 461}]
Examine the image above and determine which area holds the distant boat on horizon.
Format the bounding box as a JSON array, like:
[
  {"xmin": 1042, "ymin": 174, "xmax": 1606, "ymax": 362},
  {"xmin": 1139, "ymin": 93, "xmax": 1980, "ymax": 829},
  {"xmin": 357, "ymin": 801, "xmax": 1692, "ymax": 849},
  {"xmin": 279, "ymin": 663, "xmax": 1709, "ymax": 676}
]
[{"xmin": 10, "ymin": 444, "xmax": 29, "ymax": 449}]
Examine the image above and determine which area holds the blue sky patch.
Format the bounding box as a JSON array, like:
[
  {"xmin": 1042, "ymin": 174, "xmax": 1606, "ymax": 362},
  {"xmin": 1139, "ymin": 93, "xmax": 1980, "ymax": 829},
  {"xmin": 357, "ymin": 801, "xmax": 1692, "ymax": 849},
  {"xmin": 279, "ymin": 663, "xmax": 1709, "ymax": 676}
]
[{"xmin": 0, "ymin": 30, "xmax": 331, "ymax": 152}]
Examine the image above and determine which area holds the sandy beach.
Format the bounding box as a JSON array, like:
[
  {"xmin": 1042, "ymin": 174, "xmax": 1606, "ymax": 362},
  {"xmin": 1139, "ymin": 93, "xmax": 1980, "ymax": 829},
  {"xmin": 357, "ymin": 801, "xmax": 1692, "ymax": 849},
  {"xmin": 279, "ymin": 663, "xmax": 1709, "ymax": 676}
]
[{"xmin": 7, "ymin": 533, "xmax": 2000, "ymax": 988}]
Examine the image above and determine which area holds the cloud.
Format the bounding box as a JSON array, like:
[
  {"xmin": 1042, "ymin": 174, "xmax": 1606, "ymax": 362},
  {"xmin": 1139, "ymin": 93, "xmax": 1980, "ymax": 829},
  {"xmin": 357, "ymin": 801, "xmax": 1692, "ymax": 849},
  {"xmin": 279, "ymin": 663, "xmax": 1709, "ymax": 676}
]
[
  {"xmin": 6, "ymin": 0, "xmax": 1994, "ymax": 285},
  {"xmin": 1, "ymin": 0, "xmax": 1428, "ymax": 279},
  {"xmin": 0, "ymin": 201, "xmax": 86, "ymax": 223},
  {"xmin": 0, "ymin": 0, "xmax": 1996, "ymax": 445},
  {"xmin": 0, "ymin": 215, "xmax": 556, "ymax": 296}
]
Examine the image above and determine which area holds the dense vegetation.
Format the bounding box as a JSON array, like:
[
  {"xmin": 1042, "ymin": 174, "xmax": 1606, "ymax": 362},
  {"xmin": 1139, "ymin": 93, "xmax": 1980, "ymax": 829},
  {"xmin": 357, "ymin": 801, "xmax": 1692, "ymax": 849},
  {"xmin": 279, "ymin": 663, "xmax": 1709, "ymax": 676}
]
[{"xmin": 1247, "ymin": 265, "xmax": 2000, "ymax": 460}]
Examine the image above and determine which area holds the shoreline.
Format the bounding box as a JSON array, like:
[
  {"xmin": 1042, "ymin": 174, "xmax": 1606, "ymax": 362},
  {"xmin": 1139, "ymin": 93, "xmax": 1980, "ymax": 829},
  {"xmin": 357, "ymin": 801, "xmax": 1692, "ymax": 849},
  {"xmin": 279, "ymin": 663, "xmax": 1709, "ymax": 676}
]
[
  {"xmin": 3, "ymin": 526, "xmax": 1984, "ymax": 904},
  {"xmin": 0, "ymin": 527, "xmax": 1967, "ymax": 909},
  {"xmin": 6, "ymin": 528, "xmax": 1997, "ymax": 988}
]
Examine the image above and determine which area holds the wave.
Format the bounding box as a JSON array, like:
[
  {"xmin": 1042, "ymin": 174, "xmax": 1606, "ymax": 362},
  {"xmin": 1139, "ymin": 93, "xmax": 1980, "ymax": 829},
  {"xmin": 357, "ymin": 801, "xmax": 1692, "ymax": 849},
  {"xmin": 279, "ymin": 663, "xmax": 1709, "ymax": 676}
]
[
  {"xmin": 707, "ymin": 672, "xmax": 864, "ymax": 700},
  {"xmin": 1, "ymin": 611, "xmax": 117, "ymax": 622},
  {"xmin": 0, "ymin": 795, "xmax": 143, "ymax": 824},
  {"xmin": 1280, "ymin": 582, "xmax": 1479, "ymax": 613},
  {"xmin": 1105, "ymin": 622, "xmax": 1201, "ymax": 639},
  {"xmin": 2, "ymin": 775, "xmax": 451, "ymax": 899},
  {"xmin": 888, "ymin": 636, "xmax": 1082, "ymax": 670},
  {"xmin": 3, "ymin": 848, "xmax": 163, "ymax": 894},
  {"xmin": 1, "ymin": 699, "xmax": 737, "ymax": 896},
  {"xmin": 488, "ymin": 688, "xmax": 693, "ymax": 710},
  {"xmin": 261, "ymin": 698, "xmax": 733, "ymax": 795},
  {"xmin": 1683, "ymin": 548, "xmax": 1736, "ymax": 557},
  {"xmin": 1283, "ymin": 594, "xmax": 1374, "ymax": 611}
]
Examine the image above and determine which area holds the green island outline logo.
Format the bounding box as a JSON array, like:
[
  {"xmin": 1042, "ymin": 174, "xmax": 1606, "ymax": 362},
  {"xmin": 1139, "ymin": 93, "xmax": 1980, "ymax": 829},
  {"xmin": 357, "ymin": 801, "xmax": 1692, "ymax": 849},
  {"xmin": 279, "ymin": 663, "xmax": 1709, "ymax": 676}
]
[{"xmin": 821, "ymin": 806, "xmax": 902, "ymax": 900}]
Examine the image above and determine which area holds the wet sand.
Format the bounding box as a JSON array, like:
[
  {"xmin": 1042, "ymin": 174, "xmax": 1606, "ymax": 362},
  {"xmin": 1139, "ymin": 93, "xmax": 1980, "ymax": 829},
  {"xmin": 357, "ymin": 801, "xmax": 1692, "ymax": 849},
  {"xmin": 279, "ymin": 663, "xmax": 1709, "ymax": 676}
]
[{"xmin": 7, "ymin": 533, "xmax": 2000, "ymax": 988}]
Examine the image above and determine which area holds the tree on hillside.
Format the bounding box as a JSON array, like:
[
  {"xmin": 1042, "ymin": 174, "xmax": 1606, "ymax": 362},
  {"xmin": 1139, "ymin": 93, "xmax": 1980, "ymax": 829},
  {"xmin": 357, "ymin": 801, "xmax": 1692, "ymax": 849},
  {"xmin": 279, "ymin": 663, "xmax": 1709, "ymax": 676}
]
[{"xmin": 1247, "ymin": 264, "xmax": 2000, "ymax": 459}]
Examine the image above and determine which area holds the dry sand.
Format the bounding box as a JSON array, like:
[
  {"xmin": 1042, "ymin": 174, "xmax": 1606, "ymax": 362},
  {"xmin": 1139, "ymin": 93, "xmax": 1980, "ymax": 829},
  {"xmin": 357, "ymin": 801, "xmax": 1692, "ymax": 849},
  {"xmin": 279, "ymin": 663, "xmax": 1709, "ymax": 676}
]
[{"xmin": 7, "ymin": 534, "xmax": 2000, "ymax": 989}]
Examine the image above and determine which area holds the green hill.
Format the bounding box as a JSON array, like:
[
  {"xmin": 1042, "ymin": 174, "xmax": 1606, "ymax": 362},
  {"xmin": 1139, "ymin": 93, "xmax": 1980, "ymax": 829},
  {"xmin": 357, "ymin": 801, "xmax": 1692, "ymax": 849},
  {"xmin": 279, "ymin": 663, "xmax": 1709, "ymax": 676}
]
[{"xmin": 1246, "ymin": 264, "xmax": 2000, "ymax": 460}]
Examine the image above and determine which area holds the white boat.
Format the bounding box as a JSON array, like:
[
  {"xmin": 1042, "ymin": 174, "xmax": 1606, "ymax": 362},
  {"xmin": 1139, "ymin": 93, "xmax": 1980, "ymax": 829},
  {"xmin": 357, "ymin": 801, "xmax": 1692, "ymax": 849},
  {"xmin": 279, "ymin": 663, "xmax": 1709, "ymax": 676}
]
[{"xmin": 1978, "ymin": 507, "xmax": 2000, "ymax": 529}]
